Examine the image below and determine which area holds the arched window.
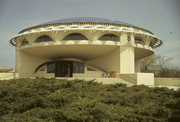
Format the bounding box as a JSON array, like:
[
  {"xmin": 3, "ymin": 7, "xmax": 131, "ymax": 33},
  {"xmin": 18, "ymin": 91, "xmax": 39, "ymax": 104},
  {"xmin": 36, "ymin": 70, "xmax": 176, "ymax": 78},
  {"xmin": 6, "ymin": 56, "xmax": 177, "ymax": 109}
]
[
  {"xmin": 63, "ymin": 33, "xmax": 88, "ymax": 40},
  {"xmin": 73, "ymin": 62, "xmax": 84, "ymax": 73},
  {"xmin": 135, "ymin": 37, "xmax": 144, "ymax": 45},
  {"xmin": 35, "ymin": 35, "xmax": 53, "ymax": 43},
  {"xmin": 99, "ymin": 34, "xmax": 119, "ymax": 41},
  {"xmin": 21, "ymin": 39, "xmax": 29, "ymax": 46},
  {"xmin": 47, "ymin": 63, "xmax": 55, "ymax": 73}
]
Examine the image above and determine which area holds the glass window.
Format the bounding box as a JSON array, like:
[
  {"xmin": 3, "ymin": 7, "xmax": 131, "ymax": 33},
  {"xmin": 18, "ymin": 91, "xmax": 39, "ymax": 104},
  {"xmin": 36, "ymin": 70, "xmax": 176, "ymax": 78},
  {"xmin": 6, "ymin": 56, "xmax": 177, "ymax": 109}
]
[
  {"xmin": 63, "ymin": 33, "xmax": 88, "ymax": 40},
  {"xmin": 22, "ymin": 39, "xmax": 29, "ymax": 46},
  {"xmin": 135, "ymin": 37, "xmax": 144, "ymax": 45},
  {"xmin": 73, "ymin": 62, "xmax": 84, "ymax": 73},
  {"xmin": 35, "ymin": 35, "xmax": 52, "ymax": 43},
  {"xmin": 47, "ymin": 63, "xmax": 55, "ymax": 73},
  {"xmin": 99, "ymin": 34, "xmax": 119, "ymax": 41}
]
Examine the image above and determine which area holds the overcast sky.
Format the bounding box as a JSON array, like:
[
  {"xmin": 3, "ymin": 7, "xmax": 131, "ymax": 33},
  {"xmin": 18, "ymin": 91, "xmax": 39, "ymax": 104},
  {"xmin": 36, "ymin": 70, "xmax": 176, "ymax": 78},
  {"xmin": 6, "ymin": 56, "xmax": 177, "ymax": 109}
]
[{"xmin": 0, "ymin": 0, "xmax": 180, "ymax": 69}]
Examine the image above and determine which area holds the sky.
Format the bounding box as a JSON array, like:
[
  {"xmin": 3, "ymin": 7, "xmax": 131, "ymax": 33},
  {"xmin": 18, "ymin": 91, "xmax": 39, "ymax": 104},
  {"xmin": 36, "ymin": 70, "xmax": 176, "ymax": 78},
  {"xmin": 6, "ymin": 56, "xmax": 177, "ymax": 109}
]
[{"xmin": 0, "ymin": 0, "xmax": 180, "ymax": 69}]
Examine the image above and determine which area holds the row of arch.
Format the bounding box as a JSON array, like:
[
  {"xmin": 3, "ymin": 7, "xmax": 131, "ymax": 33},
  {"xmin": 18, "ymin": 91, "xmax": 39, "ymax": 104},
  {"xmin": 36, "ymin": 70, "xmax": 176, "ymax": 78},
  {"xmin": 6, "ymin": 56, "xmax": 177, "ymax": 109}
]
[
  {"xmin": 21, "ymin": 33, "xmax": 119, "ymax": 45},
  {"xmin": 20, "ymin": 33, "xmax": 153, "ymax": 48}
]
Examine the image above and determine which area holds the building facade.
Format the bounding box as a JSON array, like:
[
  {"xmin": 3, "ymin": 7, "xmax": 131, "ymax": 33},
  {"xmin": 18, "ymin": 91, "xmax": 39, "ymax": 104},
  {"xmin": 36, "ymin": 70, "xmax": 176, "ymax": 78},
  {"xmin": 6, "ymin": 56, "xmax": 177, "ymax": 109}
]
[{"xmin": 10, "ymin": 17, "xmax": 162, "ymax": 85}]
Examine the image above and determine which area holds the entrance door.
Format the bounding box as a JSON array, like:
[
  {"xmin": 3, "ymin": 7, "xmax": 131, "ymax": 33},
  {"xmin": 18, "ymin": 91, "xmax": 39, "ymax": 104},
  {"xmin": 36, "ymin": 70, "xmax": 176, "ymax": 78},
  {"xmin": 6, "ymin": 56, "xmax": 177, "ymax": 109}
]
[{"xmin": 55, "ymin": 61, "xmax": 73, "ymax": 77}]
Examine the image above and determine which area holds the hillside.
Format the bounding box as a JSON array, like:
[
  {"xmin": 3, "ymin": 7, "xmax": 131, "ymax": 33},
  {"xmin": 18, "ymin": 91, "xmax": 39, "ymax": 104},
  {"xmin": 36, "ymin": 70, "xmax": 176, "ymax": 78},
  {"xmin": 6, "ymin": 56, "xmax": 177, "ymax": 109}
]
[{"xmin": 0, "ymin": 78, "xmax": 179, "ymax": 121}]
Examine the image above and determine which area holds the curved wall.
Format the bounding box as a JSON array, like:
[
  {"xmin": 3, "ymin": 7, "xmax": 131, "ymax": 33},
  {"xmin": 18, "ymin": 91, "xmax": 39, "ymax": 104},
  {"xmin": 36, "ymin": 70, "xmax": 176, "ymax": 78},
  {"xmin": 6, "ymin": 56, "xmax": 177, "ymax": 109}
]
[{"xmin": 10, "ymin": 22, "xmax": 162, "ymax": 78}]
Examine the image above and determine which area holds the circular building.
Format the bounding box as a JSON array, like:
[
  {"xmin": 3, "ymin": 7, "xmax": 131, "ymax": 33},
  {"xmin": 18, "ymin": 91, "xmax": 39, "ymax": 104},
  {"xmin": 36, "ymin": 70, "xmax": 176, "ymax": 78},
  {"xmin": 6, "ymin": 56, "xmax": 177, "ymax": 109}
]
[{"xmin": 10, "ymin": 17, "xmax": 162, "ymax": 84}]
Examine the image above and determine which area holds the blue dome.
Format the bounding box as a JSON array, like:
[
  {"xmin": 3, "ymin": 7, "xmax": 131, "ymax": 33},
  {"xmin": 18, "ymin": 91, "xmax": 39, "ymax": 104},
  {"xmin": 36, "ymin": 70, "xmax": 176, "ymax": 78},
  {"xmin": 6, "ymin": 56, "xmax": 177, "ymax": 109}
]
[{"xmin": 40, "ymin": 17, "xmax": 133, "ymax": 26}]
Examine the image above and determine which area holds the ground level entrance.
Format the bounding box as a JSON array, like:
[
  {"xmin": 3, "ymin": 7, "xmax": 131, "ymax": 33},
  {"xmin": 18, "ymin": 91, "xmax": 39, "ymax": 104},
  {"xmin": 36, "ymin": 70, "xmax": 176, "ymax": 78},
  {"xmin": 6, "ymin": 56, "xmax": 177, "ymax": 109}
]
[
  {"xmin": 42, "ymin": 60, "xmax": 85, "ymax": 77},
  {"xmin": 55, "ymin": 61, "xmax": 73, "ymax": 77}
]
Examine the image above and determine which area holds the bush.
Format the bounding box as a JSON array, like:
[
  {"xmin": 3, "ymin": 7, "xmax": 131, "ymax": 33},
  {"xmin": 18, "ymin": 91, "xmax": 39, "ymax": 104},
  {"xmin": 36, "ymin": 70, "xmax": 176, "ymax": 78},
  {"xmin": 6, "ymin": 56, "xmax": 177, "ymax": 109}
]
[{"xmin": 0, "ymin": 78, "xmax": 179, "ymax": 121}]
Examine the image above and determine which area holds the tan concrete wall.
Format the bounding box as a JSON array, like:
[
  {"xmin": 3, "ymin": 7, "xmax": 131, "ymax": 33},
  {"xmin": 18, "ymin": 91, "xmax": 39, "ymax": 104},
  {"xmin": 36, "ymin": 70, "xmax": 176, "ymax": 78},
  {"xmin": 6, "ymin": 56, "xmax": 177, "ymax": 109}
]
[
  {"xmin": 137, "ymin": 73, "xmax": 154, "ymax": 85},
  {"xmin": 17, "ymin": 44, "xmax": 136, "ymax": 80},
  {"xmin": 0, "ymin": 73, "xmax": 19, "ymax": 80},
  {"xmin": 155, "ymin": 78, "xmax": 180, "ymax": 86},
  {"xmin": 119, "ymin": 73, "xmax": 154, "ymax": 85},
  {"xmin": 35, "ymin": 72, "xmax": 54, "ymax": 78},
  {"xmin": 34, "ymin": 72, "xmax": 104, "ymax": 79},
  {"xmin": 119, "ymin": 74, "xmax": 137, "ymax": 84},
  {"xmin": 119, "ymin": 46, "xmax": 135, "ymax": 73},
  {"xmin": 73, "ymin": 72, "xmax": 104, "ymax": 78},
  {"xmin": 17, "ymin": 51, "xmax": 48, "ymax": 78},
  {"xmin": 86, "ymin": 47, "xmax": 120, "ymax": 73}
]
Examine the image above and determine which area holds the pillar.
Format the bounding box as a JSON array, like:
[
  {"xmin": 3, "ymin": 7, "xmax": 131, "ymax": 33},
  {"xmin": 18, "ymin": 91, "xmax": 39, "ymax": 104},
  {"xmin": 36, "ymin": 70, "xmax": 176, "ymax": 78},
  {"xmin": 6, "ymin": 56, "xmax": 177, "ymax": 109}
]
[
  {"xmin": 135, "ymin": 60, "xmax": 141, "ymax": 72},
  {"xmin": 119, "ymin": 33, "xmax": 135, "ymax": 73}
]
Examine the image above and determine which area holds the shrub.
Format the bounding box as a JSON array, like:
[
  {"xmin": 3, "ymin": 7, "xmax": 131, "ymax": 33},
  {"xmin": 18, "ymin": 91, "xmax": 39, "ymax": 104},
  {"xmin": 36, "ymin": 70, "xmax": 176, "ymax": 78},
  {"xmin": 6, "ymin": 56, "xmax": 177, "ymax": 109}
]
[{"xmin": 0, "ymin": 78, "xmax": 179, "ymax": 121}]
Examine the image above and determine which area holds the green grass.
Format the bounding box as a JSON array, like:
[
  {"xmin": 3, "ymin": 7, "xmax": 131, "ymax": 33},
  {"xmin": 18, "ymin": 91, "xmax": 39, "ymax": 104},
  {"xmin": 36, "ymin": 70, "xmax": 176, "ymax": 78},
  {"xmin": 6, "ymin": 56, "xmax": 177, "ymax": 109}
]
[{"xmin": 0, "ymin": 78, "xmax": 179, "ymax": 122}]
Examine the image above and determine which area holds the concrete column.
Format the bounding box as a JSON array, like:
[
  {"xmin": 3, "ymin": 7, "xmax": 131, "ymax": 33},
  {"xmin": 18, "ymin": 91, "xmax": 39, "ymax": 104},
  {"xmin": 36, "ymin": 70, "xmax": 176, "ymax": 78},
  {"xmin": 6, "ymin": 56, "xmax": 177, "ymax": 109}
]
[
  {"xmin": 15, "ymin": 40, "xmax": 21, "ymax": 73},
  {"xmin": 119, "ymin": 46, "xmax": 135, "ymax": 73},
  {"xmin": 119, "ymin": 32, "xmax": 135, "ymax": 73},
  {"xmin": 15, "ymin": 48, "xmax": 20, "ymax": 73},
  {"xmin": 135, "ymin": 60, "xmax": 141, "ymax": 73},
  {"xmin": 51, "ymin": 31, "xmax": 61, "ymax": 42},
  {"xmin": 120, "ymin": 32, "xmax": 128, "ymax": 44},
  {"xmin": 130, "ymin": 33, "xmax": 135, "ymax": 43},
  {"xmin": 93, "ymin": 31, "xmax": 106, "ymax": 41}
]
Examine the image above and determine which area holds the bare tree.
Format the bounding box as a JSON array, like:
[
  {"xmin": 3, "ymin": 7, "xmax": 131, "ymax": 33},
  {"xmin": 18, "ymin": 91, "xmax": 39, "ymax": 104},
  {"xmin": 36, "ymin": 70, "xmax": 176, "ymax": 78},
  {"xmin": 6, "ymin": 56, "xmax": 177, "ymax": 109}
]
[
  {"xmin": 140, "ymin": 54, "xmax": 174, "ymax": 77},
  {"xmin": 140, "ymin": 54, "xmax": 158, "ymax": 72},
  {"xmin": 157, "ymin": 55, "xmax": 173, "ymax": 70},
  {"xmin": 157, "ymin": 55, "xmax": 173, "ymax": 77}
]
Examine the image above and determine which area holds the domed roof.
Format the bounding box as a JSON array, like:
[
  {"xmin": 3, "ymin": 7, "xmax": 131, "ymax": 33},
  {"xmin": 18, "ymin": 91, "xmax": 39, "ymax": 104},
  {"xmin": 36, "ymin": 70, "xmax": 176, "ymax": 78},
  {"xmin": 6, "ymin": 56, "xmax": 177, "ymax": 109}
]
[{"xmin": 40, "ymin": 17, "xmax": 133, "ymax": 26}]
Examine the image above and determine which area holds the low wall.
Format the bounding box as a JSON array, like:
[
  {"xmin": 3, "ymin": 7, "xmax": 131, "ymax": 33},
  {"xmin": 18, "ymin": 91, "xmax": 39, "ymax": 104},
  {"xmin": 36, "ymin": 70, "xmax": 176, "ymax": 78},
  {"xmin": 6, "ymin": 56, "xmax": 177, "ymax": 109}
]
[
  {"xmin": 73, "ymin": 72, "xmax": 103, "ymax": 78},
  {"xmin": 155, "ymin": 78, "xmax": 180, "ymax": 86},
  {"xmin": 56, "ymin": 78, "xmax": 133, "ymax": 85},
  {"xmin": 137, "ymin": 73, "xmax": 154, "ymax": 85},
  {"xmin": 35, "ymin": 72, "xmax": 54, "ymax": 78},
  {"xmin": 119, "ymin": 73, "xmax": 154, "ymax": 85},
  {"xmin": 0, "ymin": 73, "xmax": 19, "ymax": 80},
  {"xmin": 118, "ymin": 74, "xmax": 137, "ymax": 84}
]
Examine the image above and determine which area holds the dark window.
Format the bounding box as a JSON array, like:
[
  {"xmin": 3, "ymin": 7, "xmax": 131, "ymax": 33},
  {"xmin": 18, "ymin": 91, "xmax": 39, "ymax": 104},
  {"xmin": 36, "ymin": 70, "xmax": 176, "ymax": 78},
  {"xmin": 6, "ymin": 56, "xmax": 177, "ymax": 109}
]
[
  {"xmin": 35, "ymin": 35, "xmax": 53, "ymax": 43},
  {"xmin": 47, "ymin": 63, "xmax": 55, "ymax": 73},
  {"xmin": 99, "ymin": 34, "xmax": 119, "ymax": 41},
  {"xmin": 73, "ymin": 62, "xmax": 84, "ymax": 73},
  {"xmin": 135, "ymin": 37, "xmax": 144, "ymax": 45},
  {"xmin": 63, "ymin": 33, "xmax": 88, "ymax": 40},
  {"xmin": 22, "ymin": 39, "xmax": 29, "ymax": 46}
]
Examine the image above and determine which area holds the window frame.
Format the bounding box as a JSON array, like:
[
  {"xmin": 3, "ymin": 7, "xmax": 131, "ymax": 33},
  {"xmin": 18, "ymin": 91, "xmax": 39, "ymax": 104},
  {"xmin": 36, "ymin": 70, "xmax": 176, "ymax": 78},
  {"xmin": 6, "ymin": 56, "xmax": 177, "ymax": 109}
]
[
  {"xmin": 62, "ymin": 33, "xmax": 88, "ymax": 40},
  {"xmin": 135, "ymin": 37, "xmax": 145, "ymax": 45},
  {"xmin": 35, "ymin": 35, "xmax": 53, "ymax": 43},
  {"xmin": 99, "ymin": 34, "xmax": 119, "ymax": 41},
  {"xmin": 73, "ymin": 62, "xmax": 84, "ymax": 73},
  {"xmin": 46, "ymin": 63, "xmax": 55, "ymax": 73},
  {"xmin": 21, "ymin": 39, "xmax": 29, "ymax": 46}
]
